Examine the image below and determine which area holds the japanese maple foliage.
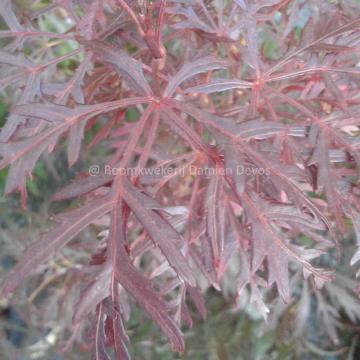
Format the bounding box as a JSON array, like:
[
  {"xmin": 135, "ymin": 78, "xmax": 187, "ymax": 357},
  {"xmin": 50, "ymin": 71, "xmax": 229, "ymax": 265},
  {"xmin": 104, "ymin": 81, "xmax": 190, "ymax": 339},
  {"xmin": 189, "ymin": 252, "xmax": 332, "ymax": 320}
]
[{"xmin": 1, "ymin": 0, "xmax": 360, "ymax": 357}]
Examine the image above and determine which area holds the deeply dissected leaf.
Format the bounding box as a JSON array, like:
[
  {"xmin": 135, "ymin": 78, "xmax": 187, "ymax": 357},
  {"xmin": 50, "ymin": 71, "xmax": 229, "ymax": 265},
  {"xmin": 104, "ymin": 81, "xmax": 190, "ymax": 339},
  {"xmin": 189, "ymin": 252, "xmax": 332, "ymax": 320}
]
[
  {"xmin": 109, "ymin": 197, "xmax": 185, "ymax": 352},
  {"xmin": 2, "ymin": 196, "xmax": 115, "ymax": 296},
  {"xmin": 82, "ymin": 40, "xmax": 153, "ymax": 96},
  {"xmin": 163, "ymin": 56, "xmax": 228, "ymax": 97},
  {"xmin": 51, "ymin": 174, "xmax": 113, "ymax": 201},
  {"xmin": 0, "ymin": 98, "xmax": 148, "ymax": 193},
  {"xmin": 205, "ymin": 173, "xmax": 226, "ymax": 272},
  {"xmin": 73, "ymin": 265, "xmax": 112, "ymax": 325},
  {"xmin": 122, "ymin": 179, "xmax": 196, "ymax": 287},
  {"xmin": 242, "ymin": 191, "xmax": 332, "ymax": 302}
]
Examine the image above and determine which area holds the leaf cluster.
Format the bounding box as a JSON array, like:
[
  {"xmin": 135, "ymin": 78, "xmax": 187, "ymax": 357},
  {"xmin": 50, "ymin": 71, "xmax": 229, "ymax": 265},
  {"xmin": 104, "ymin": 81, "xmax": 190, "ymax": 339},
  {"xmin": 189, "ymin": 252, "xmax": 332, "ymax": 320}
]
[{"xmin": 1, "ymin": 0, "xmax": 360, "ymax": 357}]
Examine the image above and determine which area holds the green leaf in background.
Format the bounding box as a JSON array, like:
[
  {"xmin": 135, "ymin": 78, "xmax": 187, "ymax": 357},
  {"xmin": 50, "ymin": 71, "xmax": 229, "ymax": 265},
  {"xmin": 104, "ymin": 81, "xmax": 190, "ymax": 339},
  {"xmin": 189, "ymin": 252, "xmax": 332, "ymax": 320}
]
[
  {"xmin": 0, "ymin": 102, "xmax": 9, "ymax": 196},
  {"xmin": 26, "ymin": 162, "xmax": 48, "ymax": 197},
  {"xmin": 0, "ymin": 102, "xmax": 8, "ymax": 127},
  {"xmin": 125, "ymin": 108, "xmax": 140, "ymax": 123}
]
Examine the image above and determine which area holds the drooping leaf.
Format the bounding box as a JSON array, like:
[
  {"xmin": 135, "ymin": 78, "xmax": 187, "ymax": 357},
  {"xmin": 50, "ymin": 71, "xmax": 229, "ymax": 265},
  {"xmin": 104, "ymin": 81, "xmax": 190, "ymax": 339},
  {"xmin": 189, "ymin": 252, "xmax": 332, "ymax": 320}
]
[
  {"xmin": 109, "ymin": 196, "xmax": 185, "ymax": 352},
  {"xmin": 122, "ymin": 179, "xmax": 196, "ymax": 287}
]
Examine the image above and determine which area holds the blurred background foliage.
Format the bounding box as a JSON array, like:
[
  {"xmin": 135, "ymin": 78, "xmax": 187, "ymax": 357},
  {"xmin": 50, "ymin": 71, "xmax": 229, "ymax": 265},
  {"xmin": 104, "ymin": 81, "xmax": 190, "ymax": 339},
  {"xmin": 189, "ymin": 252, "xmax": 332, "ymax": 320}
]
[{"xmin": 1, "ymin": 1, "xmax": 360, "ymax": 359}]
